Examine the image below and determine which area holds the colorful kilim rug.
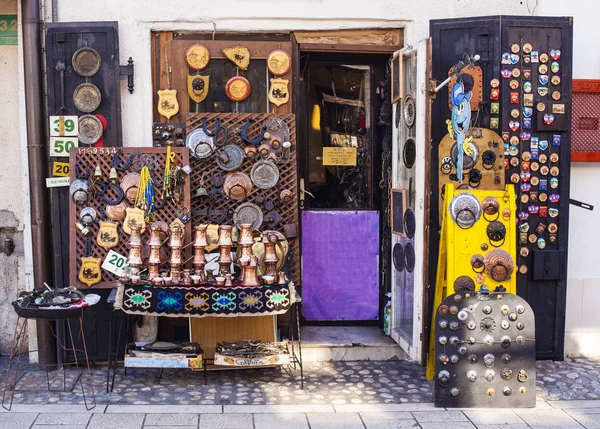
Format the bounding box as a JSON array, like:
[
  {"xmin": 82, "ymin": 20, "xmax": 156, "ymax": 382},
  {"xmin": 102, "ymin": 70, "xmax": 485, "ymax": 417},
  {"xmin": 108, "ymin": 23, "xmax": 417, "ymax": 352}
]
[{"xmin": 115, "ymin": 282, "xmax": 296, "ymax": 318}]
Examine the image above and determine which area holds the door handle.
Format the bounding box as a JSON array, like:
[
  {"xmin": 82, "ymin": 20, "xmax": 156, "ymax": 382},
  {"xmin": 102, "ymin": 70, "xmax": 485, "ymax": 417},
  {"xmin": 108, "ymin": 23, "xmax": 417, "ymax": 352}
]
[{"xmin": 299, "ymin": 178, "xmax": 314, "ymax": 209}]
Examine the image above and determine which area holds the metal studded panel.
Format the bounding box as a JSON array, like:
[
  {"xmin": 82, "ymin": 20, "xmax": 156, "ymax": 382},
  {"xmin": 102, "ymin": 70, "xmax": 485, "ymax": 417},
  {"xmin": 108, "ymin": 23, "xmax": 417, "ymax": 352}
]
[
  {"xmin": 572, "ymin": 92, "xmax": 600, "ymax": 153},
  {"xmin": 69, "ymin": 147, "xmax": 192, "ymax": 289},
  {"xmin": 434, "ymin": 292, "xmax": 536, "ymax": 408},
  {"xmin": 186, "ymin": 113, "xmax": 299, "ymax": 284}
]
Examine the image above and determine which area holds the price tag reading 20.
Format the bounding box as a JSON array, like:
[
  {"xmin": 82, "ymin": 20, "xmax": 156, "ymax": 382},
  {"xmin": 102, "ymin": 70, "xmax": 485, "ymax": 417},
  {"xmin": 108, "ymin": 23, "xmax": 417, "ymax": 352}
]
[
  {"xmin": 102, "ymin": 250, "xmax": 129, "ymax": 277},
  {"xmin": 49, "ymin": 115, "xmax": 78, "ymax": 137}
]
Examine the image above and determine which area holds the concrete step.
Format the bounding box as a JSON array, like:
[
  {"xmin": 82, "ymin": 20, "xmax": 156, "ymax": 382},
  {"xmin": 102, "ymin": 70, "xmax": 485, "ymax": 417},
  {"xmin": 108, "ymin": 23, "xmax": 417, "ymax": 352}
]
[{"xmin": 300, "ymin": 326, "xmax": 408, "ymax": 362}]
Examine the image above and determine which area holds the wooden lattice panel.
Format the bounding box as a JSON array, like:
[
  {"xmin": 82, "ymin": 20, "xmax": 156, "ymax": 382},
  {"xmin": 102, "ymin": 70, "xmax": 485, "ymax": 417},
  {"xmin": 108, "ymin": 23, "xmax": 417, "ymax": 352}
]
[
  {"xmin": 186, "ymin": 113, "xmax": 300, "ymax": 284},
  {"xmin": 69, "ymin": 147, "xmax": 192, "ymax": 289}
]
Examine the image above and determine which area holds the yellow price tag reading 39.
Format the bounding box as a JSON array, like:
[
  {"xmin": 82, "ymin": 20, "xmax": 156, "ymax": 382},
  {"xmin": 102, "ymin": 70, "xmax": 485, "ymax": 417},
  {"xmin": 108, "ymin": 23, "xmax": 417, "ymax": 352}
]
[{"xmin": 52, "ymin": 161, "xmax": 70, "ymax": 177}]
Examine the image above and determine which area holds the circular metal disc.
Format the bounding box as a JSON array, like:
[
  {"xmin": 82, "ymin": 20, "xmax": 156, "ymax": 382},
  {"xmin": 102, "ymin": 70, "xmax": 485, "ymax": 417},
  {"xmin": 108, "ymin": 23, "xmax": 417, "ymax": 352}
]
[
  {"xmin": 73, "ymin": 83, "xmax": 102, "ymax": 113},
  {"xmin": 393, "ymin": 243, "xmax": 405, "ymax": 272},
  {"xmin": 404, "ymin": 209, "xmax": 416, "ymax": 239},
  {"xmin": 78, "ymin": 114, "xmax": 103, "ymax": 145},
  {"xmin": 216, "ymin": 144, "xmax": 244, "ymax": 171},
  {"xmin": 225, "ymin": 76, "xmax": 251, "ymax": 102},
  {"xmin": 72, "ymin": 47, "xmax": 102, "ymax": 77},
  {"xmin": 186, "ymin": 129, "xmax": 215, "ymax": 160},
  {"xmin": 403, "ymin": 95, "xmax": 416, "ymax": 128},
  {"xmin": 404, "ymin": 242, "xmax": 416, "ymax": 273},
  {"xmin": 403, "ymin": 138, "xmax": 416, "ymax": 168},
  {"xmin": 233, "ymin": 202, "xmax": 264, "ymax": 231},
  {"xmin": 250, "ymin": 160, "xmax": 280, "ymax": 189}
]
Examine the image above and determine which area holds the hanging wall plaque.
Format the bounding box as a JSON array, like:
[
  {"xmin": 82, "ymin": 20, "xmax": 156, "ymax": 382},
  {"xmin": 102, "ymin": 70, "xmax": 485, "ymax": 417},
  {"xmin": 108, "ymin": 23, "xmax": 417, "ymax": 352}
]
[
  {"xmin": 222, "ymin": 46, "xmax": 251, "ymax": 70},
  {"xmin": 185, "ymin": 44, "xmax": 210, "ymax": 70},
  {"xmin": 78, "ymin": 114, "xmax": 103, "ymax": 145},
  {"xmin": 96, "ymin": 221, "xmax": 119, "ymax": 250},
  {"xmin": 268, "ymin": 78, "xmax": 289, "ymax": 107},
  {"xmin": 78, "ymin": 256, "xmax": 102, "ymax": 287},
  {"xmin": 225, "ymin": 76, "xmax": 251, "ymax": 102},
  {"xmin": 72, "ymin": 47, "xmax": 102, "ymax": 77},
  {"xmin": 266, "ymin": 49, "xmax": 291, "ymax": 76},
  {"xmin": 73, "ymin": 83, "xmax": 102, "ymax": 113},
  {"xmin": 157, "ymin": 89, "xmax": 179, "ymax": 120},
  {"xmin": 188, "ymin": 75, "xmax": 210, "ymax": 104}
]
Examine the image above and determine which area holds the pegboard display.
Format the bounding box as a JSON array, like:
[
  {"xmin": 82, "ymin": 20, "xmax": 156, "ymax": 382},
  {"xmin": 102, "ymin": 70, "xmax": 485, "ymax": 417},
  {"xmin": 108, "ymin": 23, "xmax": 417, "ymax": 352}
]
[
  {"xmin": 186, "ymin": 113, "xmax": 299, "ymax": 284},
  {"xmin": 69, "ymin": 147, "xmax": 192, "ymax": 289},
  {"xmin": 434, "ymin": 291, "xmax": 536, "ymax": 408},
  {"xmin": 437, "ymin": 128, "xmax": 506, "ymax": 223},
  {"xmin": 572, "ymin": 91, "xmax": 600, "ymax": 154}
]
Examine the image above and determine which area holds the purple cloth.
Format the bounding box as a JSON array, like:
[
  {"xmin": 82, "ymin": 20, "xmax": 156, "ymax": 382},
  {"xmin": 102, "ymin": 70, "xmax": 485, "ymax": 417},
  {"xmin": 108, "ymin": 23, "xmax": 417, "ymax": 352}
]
[{"xmin": 301, "ymin": 211, "xmax": 379, "ymax": 321}]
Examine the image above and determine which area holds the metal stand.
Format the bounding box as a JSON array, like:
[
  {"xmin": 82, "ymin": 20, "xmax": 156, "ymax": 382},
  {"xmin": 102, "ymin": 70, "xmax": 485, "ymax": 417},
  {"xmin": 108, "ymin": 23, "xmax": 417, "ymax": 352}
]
[
  {"xmin": 2, "ymin": 315, "xmax": 96, "ymax": 411},
  {"xmin": 106, "ymin": 292, "xmax": 304, "ymax": 392}
]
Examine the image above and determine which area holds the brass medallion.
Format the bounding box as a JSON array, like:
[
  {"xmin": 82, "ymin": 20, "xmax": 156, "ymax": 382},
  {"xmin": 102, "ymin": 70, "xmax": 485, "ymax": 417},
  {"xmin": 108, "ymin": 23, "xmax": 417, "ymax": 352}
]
[
  {"xmin": 185, "ymin": 44, "xmax": 210, "ymax": 70},
  {"xmin": 266, "ymin": 50, "xmax": 291, "ymax": 76},
  {"xmin": 73, "ymin": 83, "xmax": 102, "ymax": 113}
]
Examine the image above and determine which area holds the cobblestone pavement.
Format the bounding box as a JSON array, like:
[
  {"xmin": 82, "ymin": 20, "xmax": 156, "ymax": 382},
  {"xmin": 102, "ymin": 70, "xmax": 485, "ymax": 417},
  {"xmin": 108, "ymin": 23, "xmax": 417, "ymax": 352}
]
[{"xmin": 0, "ymin": 358, "xmax": 598, "ymax": 406}]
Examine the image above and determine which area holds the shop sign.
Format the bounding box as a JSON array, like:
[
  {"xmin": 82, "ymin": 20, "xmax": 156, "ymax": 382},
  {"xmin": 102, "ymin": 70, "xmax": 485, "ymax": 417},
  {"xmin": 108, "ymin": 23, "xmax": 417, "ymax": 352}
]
[
  {"xmin": 101, "ymin": 249, "xmax": 129, "ymax": 277},
  {"xmin": 0, "ymin": 16, "xmax": 17, "ymax": 45},
  {"xmin": 49, "ymin": 115, "xmax": 79, "ymax": 137},
  {"xmin": 49, "ymin": 137, "xmax": 78, "ymax": 157},
  {"xmin": 52, "ymin": 161, "xmax": 70, "ymax": 177},
  {"xmin": 322, "ymin": 147, "xmax": 357, "ymax": 166},
  {"xmin": 45, "ymin": 177, "xmax": 70, "ymax": 188}
]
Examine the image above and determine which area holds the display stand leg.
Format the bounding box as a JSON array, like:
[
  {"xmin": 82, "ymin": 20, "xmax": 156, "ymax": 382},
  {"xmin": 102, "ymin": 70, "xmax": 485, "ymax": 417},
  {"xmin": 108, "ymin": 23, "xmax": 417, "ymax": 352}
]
[
  {"xmin": 110, "ymin": 311, "xmax": 126, "ymax": 392},
  {"xmin": 294, "ymin": 302, "xmax": 304, "ymax": 390},
  {"xmin": 106, "ymin": 307, "xmax": 114, "ymax": 393},
  {"xmin": 66, "ymin": 317, "xmax": 96, "ymax": 410},
  {"xmin": 2, "ymin": 317, "xmax": 27, "ymax": 411}
]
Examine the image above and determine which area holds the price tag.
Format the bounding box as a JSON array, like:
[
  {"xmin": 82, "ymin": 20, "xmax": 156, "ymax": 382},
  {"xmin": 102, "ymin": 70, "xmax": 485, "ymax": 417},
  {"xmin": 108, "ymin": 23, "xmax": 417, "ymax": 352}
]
[
  {"xmin": 49, "ymin": 116, "xmax": 78, "ymax": 137},
  {"xmin": 49, "ymin": 137, "xmax": 78, "ymax": 157},
  {"xmin": 102, "ymin": 250, "xmax": 129, "ymax": 277},
  {"xmin": 52, "ymin": 161, "xmax": 70, "ymax": 177},
  {"xmin": 45, "ymin": 177, "xmax": 70, "ymax": 188}
]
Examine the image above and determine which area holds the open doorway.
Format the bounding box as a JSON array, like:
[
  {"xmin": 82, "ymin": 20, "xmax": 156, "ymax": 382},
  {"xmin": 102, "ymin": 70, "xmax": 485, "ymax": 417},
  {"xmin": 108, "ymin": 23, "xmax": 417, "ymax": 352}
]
[{"xmin": 299, "ymin": 53, "xmax": 390, "ymax": 325}]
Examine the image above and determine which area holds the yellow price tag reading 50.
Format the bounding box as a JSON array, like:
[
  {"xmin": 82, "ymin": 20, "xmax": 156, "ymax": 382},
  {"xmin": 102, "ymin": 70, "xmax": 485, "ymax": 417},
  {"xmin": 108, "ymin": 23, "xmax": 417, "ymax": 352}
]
[{"xmin": 52, "ymin": 161, "xmax": 70, "ymax": 177}]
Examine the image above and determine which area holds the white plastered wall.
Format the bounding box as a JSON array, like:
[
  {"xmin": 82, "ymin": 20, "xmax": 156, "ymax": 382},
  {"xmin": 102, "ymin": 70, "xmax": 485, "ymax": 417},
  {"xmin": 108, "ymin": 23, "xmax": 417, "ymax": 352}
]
[{"xmin": 534, "ymin": 0, "xmax": 600, "ymax": 358}]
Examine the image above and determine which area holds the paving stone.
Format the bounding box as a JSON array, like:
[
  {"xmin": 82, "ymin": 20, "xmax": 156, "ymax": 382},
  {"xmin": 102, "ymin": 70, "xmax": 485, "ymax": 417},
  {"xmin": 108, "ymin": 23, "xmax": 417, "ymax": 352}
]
[
  {"xmin": 463, "ymin": 409, "xmax": 525, "ymax": 425},
  {"xmin": 0, "ymin": 413, "xmax": 37, "ymax": 429},
  {"xmin": 224, "ymin": 404, "xmax": 333, "ymax": 413},
  {"xmin": 412, "ymin": 410, "xmax": 469, "ymax": 422},
  {"xmin": 144, "ymin": 413, "xmax": 198, "ymax": 426},
  {"xmin": 32, "ymin": 426, "xmax": 87, "ymax": 429},
  {"xmin": 362, "ymin": 420, "xmax": 419, "ymax": 429},
  {"xmin": 473, "ymin": 426, "xmax": 529, "ymax": 429},
  {"xmin": 359, "ymin": 412, "xmax": 414, "ymax": 420},
  {"xmin": 34, "ymin": 413, "xmax": 91, "ymax": 425},
  {"xmin": 418, "ymin": 424, "xmax": 475, "ymax": 429},
  {"xmin": 88, "ymin": 414, "xmax": 145, "ymax": 429},
  {"xmin": 199, "ymin": 413, "xmax": 252, "ymax": 429},
  {"xmin": 107, "ymin": 405, "xmax": 220, "ymax": 413},
  {"xmin": 335, "ymin": 403, "xmax": 438, "ymax": 413},
  {"xmin": 569, "ymin": 413, "xmax": 600, "ymax": 429},
  {"xmin": 513, "ymin": 409, "xmax": 582, "ymax": 428},
  {"xmin": 565, "ymin": 407, "xmax": 600, "ymax": 415},
  {"xmin": 308, "ymin": 412, "xmax": 364, "ymax": 429},
  {"xmin": 254, "ymin": 413, "xmax": 309, "ymax": 429}
]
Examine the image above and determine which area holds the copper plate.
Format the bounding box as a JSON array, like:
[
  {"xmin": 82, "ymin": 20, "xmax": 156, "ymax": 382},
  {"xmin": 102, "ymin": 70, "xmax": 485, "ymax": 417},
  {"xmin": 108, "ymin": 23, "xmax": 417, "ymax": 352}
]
[
  {"xmin": 105, "ymin": 202, "xmax": 127, "ymax": 221},
  {"xmin": 78, "ymin": 114, "xmax": 103, "ymax": 145},
  {"xmin": 250, "ymin": 160, "xmax": 279, "ymax": 189},
  {"xmin": 216, "ymin": 144, "xmax": 244, "ymax": 171},
  {"xmin": 72, "ymin": 47, "xmax": 102, "ymax": 77},
  {"xmin": 73, "ymin": 83, "xmax": 102, "ymax": 113},
  {"xmin": 233, "ymin": 202, "xmax": 263, "ymax": 231},
  {"xmin": 225, "ymin": 76, "xmax": 251, "ymax": 102},
  {"xmin": 223, "ymin": 172, "xmax": 253, "ymax": 202},
  {"xmin": 120, "ymin": 172, "xmax": 141, "ymax": 193}
]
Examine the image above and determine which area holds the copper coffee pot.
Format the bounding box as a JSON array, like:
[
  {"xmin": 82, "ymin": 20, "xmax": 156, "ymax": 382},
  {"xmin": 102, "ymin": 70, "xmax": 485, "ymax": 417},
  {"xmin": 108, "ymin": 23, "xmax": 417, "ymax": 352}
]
[
  {"xmin": 147, "ymin": 225, "xmax": 162, "ymax": 280},
  {"xmin": 193, "ymin": 224, "xmax": 208, "ymax": 282},
  {"xmin": 242, "ymin": 256, "xmax": 261, "ymax": 287},
  {"xmin": 128, "ymin": 223, "xmax": 143, "ymax": 275},
  {"xmin": 217, "ymin": 225, "xmax": 233, "ymax": 276},
  {"xmin": 262, "ymin": 232, "xmax": 279, "ymax": 277},
  {"xmin": 237, "ymin": 223, "xmax": 254, "ymax": 282},
  {"xmin": 169, "ymin": 222, "xmax": 184, "ymax": 282}
]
